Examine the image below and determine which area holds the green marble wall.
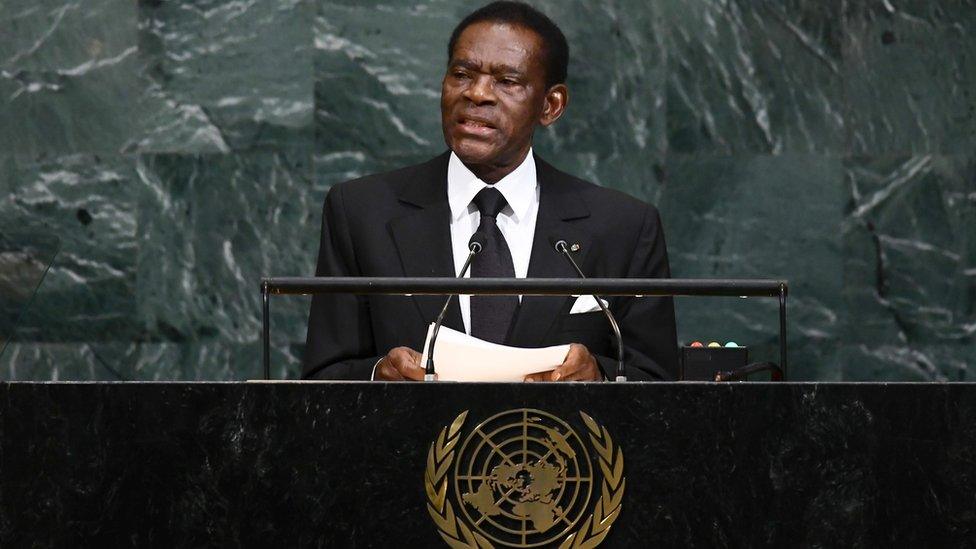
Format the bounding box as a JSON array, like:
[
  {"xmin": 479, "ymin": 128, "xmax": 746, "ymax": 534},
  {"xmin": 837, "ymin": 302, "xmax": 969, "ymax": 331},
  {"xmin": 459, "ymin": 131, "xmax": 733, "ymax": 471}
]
[{"xmin": 0, "ymin": 0, "xmax": 973, "ymax": 380}]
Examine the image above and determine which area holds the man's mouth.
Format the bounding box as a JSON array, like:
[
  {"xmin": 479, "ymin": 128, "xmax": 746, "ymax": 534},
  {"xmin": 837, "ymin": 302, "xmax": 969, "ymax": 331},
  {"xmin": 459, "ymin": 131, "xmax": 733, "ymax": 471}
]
[{"xmin": 457, "ymin": 117, "xmax": 497, "ymax": 133}]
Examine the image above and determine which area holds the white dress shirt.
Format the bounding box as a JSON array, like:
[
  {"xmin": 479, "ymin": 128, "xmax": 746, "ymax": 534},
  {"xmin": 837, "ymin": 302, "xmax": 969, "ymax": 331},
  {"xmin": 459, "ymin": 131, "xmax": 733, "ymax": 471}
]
[
  {"xmin": 448, "ymin": 150, "xmax": 540, "ymax": 334},
  {"xmin": 372, "ymin": 151, "xmax": 540, "ymax": 379}
]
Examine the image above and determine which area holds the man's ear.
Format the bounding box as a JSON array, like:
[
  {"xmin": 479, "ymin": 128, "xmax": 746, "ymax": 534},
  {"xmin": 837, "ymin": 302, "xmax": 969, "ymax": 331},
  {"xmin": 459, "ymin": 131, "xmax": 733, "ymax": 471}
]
[{"xmin": 540, "ymin": 84, "xmax": 569, "ymax": 127}]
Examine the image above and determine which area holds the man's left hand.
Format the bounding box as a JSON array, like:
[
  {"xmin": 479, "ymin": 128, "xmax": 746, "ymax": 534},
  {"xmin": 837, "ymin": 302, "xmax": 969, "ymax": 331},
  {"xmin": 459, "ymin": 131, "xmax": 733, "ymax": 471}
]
[{"xmin": 524, "ymin": 343, "xmax": 602, "ymax": 382}]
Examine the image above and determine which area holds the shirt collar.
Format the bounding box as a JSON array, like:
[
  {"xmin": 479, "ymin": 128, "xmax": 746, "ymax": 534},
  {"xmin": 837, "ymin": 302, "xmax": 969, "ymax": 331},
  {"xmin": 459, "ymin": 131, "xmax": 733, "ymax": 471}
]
[{"xmin": 447, "ymin": 149, "xmax": 537, "ymax": 223}]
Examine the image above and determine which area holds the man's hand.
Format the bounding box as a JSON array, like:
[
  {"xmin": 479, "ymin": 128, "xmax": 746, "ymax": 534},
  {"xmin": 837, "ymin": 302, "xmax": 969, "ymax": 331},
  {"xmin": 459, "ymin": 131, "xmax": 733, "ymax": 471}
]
[
  {"xmin": 524, "ymin": 343, "xmax": 603, "ymax": 382},
  {"xmin": 374, "ymin": 347, "xmax": 425, "ymax": 381}
]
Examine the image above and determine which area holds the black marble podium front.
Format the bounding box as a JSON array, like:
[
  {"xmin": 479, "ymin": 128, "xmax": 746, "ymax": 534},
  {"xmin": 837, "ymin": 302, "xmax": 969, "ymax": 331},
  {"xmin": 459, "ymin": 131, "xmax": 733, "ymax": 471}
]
[{"xmin": 1, "ymin": 382, "xmax": 974, "ymax": 547}]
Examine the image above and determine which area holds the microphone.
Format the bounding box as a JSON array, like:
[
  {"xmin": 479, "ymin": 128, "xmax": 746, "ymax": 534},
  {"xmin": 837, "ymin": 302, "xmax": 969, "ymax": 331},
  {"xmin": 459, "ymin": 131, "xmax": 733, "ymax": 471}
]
[
  {"xmin": 553, "ymin": 239, "xmax": 626, "ymax": 382},
  {"xmin": 424, "ymin": 231, "xmax": 486, "ymax": 381}
]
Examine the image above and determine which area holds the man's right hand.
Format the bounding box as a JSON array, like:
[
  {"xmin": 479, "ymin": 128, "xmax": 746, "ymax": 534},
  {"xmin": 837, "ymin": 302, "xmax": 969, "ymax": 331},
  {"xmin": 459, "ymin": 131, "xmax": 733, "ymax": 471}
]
[{"xmin": 374, "ymin": 346, "xmax": 425, "ymax": 381}]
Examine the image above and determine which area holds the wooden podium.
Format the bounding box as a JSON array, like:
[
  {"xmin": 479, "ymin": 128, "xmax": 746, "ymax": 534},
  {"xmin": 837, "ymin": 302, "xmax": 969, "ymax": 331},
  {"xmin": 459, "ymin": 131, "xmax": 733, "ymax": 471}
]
[{"xmin": 1, "ymin": 381, "xmax": 973, "ymax": 546}]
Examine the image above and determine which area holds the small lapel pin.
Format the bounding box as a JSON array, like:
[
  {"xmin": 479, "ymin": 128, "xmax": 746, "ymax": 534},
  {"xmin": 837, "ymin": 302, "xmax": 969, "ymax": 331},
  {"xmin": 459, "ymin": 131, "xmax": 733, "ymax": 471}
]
[{"xmin": 570, "ymin": 243, "xmax": 581, "ymax": 252}]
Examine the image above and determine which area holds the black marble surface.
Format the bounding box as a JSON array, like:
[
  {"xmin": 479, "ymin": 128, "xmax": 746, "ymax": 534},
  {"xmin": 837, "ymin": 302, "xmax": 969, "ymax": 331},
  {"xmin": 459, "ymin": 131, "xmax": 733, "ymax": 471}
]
[{"xmin": 1, "ymin": 381, "xmax": 974, "ymax": 547}]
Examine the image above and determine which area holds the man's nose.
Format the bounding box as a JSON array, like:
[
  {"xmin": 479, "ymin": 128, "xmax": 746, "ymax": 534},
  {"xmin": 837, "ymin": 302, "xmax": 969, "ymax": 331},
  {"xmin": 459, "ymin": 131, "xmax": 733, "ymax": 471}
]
[{"xmin": 463, "ymin": 74, "xmax": 496, "ymax": 105}]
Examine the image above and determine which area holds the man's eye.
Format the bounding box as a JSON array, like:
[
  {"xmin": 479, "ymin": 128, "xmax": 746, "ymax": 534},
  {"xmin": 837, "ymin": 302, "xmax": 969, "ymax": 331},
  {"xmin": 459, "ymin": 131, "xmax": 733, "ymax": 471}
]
[
  {"xmin": 452, "ymin": 71, "xmax": 469, "ymax": 79},
  {"xmin": 499, "ymin": 78, "xmax": 519, "ymax": 86}
]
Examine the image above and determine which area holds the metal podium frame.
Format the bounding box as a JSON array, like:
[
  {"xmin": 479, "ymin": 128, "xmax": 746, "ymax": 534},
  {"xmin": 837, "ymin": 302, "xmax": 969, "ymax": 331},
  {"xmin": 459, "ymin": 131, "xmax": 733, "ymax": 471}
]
[{"xmin": 259, "ymin": 277, "xmax": 788, "ymax": 381}]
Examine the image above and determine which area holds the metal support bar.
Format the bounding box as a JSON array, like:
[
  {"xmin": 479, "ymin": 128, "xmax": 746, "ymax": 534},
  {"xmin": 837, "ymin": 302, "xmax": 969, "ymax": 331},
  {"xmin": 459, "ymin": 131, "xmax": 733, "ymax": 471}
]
[
  {"xmin": 779, "ymin": 283, "xmax": 788, "ymax": 380},
  {"xmin": 263, "ymin": 277, "xmax": 784, "ymax": 297},
  {"xmin": 262, "ymin": 281, "xmax": 270, "ymax": 380}
]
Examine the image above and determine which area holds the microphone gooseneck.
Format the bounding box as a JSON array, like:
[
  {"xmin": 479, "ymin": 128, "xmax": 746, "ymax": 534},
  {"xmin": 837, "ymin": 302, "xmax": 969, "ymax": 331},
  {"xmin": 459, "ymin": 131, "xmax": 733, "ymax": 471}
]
[
  {"xmin": 424, "ymin": 232, "xmax": 486, "ymax": 381},
  {"xmin": 554, "ymin": 239, "xmax": 627, "ymax": 382}
]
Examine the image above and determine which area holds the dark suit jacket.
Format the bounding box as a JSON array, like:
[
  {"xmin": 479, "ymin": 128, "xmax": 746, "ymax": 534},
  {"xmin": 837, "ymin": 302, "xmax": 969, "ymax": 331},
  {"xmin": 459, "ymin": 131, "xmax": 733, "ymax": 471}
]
[{"xmin": 303, "ymin": 152, "xmax": 678, "ymax": 380}]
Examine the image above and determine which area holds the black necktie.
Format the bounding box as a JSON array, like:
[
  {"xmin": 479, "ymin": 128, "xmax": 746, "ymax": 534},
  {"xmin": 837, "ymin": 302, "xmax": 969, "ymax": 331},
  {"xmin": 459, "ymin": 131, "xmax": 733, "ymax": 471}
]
[{"xmin": 470, "ymin": 187, "xmax": 518, "ymax": 344}]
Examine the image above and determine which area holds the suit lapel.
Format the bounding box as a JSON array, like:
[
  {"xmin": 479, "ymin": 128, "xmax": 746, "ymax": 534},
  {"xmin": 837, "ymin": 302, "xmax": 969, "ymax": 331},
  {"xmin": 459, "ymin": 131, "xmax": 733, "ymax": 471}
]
[
  {"xmin": 388, "ymin": 152, "xmax": 464, "ymax": 332},
  {"xmin": 507, "ymin": 156, "xmax": 591, "ymax": 348}
]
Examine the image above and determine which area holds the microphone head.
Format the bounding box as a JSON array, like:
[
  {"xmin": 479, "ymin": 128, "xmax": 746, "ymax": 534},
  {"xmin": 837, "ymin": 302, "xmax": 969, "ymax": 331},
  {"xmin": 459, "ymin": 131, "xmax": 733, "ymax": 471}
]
[{"xmin": 468, "ymin": 231, "xmax": 487, "ymax": 253}]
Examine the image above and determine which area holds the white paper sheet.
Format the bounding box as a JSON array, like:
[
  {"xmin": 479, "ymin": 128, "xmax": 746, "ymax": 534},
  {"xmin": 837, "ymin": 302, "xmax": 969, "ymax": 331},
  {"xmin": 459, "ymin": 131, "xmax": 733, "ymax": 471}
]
[{"xmin": 419, "ymin": 324, "xmax": 570, "ymax": 382}]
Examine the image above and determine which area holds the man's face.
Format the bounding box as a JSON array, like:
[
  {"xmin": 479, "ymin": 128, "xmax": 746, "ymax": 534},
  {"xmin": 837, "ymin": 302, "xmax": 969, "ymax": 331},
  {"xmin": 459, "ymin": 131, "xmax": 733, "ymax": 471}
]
[{"xmin": 441, "ymin": 21, "xmax": 564, "ymax": 178}]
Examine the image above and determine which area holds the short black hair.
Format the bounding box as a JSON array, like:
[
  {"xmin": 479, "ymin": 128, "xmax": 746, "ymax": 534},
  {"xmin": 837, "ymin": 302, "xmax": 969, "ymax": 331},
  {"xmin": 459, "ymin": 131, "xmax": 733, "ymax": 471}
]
[{"xmin": 447, "ymin": 1, "xmax": 569, "ymax": 88}]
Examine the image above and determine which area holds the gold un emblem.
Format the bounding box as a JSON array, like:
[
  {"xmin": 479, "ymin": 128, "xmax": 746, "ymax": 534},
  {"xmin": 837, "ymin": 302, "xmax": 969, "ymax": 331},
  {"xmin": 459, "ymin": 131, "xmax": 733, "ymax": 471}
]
[{"xmin": 425, "ymin": 408, "xmax": 625, "ymax": 548}]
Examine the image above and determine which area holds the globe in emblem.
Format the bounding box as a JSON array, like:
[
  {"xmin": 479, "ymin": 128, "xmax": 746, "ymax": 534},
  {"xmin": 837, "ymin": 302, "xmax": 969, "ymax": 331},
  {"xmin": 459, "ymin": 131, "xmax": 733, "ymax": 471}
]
[{"xmin": 453, "ymin": 409, "xmax": 593, "ymax": 547}]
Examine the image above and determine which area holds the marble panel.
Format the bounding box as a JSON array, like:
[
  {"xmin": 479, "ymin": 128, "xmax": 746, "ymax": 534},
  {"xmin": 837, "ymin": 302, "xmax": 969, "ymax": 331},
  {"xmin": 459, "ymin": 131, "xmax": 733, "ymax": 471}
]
[
  {"xmin": 131, "ymin": 0, "xmax": 314, "ymax": 154},
  {"xmin": 0, "ymin": 231, "xmax": 60, "ymax": 355},
  {"xmin": 0, "ymin": 342, "xmax": 136, "ymax": 380},
  {"xmin": 134, "ymin": 152, "xmax": 316, "ymax": 378},
  {"xmin": 841, "ymin": 154, "xmax": 976, "ymax": 380},
  {"xmin": 0, "ymin": 154, "xmax": 138, "ymax": 341},
  {"xmin": 531, "ymin": 0, "xmax": 667, "ymax": 201},
  {"xmin": 0, "ymin": 339, "xmax": 300, "ymax": 381},
  {"xmin": 140, "ymin": 339, "xmax": 304, "ymax": 380},
  {"xmin": 315, "ymin": 1, "xmax": 452, "ymax": 165},
  {"xmin": 660, "ymin": 154, "xmax": 845, "ymax": 380},
  {"xmin": 662, "ymin": 0, "xmax": 847, "ymax": 155},
  {"xmin": 843, "ymin": 0, "xmax": 976, "ymax": 155},
  {"xmin": 0, "ymin": 0, "xmax": 141, "ymax": 155}
]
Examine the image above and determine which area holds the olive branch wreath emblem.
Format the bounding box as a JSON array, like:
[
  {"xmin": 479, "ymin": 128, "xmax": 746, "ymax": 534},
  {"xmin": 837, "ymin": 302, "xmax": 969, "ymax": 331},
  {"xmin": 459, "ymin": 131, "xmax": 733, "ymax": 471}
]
[{"xmin": 424, "ymin": 410, "xmax": 625, "ymax": 549}]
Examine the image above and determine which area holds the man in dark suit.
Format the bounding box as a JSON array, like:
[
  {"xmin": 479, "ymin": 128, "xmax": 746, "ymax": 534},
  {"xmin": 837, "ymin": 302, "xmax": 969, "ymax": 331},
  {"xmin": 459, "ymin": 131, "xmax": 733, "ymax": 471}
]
[{"xmin": 303, "ymin": 1, "xmax": 678, "ymax": 381}]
